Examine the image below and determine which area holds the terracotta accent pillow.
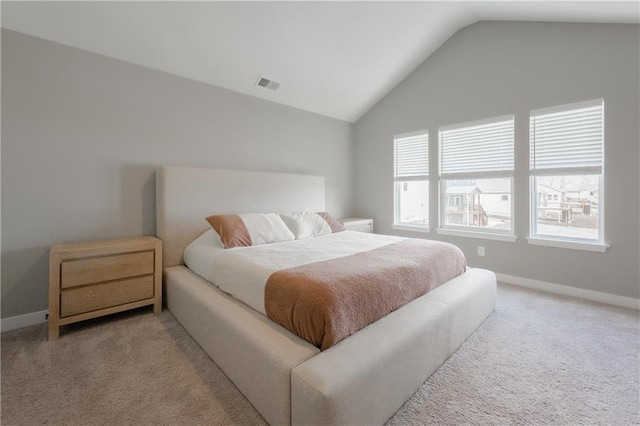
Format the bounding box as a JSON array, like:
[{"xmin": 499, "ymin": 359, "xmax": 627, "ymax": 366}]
[
  {"xmin": 206, "ymin": 213, "xmax": 295, "ymax": 248},
  {"xmin": 317, "ymin": 212, "xmax": 345, "ymax": 233}
]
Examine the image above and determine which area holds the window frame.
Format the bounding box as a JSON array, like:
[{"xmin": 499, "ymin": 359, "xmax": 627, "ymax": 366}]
[
  {"xmin": 528, "ymin": 99, "xmax": 608, "ymax": 252},
  {"xmin": 393, "ymin": 130, "xmax": 430, "ymax": 232},
  {"xmin": 437, "ymin": 115, "xmax": 516, "ymax": 241}
]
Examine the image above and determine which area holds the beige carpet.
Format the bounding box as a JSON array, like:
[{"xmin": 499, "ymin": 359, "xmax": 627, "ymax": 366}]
[{"xmin": 2, "ymin": 283, "xmax": 638, "ymax": 425}]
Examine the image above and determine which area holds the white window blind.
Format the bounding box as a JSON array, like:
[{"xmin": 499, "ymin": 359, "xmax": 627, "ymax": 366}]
[
  {"xmin": 395, "ymin": 133, "xmax": 429, "ymax": 178},
  {"xmin": 440, "ymin": 117, "xmax": 514, "ymax": 175},
  {"xmin": 530, "ymin": 100, "xmax": 603, "ymax": 172}
]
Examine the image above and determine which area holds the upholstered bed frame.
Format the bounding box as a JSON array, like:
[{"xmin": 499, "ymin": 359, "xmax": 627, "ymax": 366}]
[{"xmin": 156, "ymin": 165, "xmax": 496, "ymax": 425}]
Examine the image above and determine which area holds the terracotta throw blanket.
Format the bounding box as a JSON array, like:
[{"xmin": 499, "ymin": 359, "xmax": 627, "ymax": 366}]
[{"xmin": 265, "ymin": 239, "xmax": 467, "ymax": 350}]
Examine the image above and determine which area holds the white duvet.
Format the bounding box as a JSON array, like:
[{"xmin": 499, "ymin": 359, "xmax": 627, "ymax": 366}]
[{"xmin": 183, "ymin": 230, "xmax": 406, "ymax": 315}]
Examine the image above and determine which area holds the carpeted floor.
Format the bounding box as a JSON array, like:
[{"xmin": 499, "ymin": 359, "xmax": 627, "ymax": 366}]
[{"xmin": 2, "ymin": 283, "xmax": 639, "ymax": 425}]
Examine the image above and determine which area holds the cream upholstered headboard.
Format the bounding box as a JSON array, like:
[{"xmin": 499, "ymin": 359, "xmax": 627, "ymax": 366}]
[{"xmin": 156, "ymin": 165, "xmax": 325, "ymax": 268}]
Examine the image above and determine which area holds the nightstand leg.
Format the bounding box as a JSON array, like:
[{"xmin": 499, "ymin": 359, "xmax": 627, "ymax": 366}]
[
  {"xmin": 153, "ymin": 240, "xmax": 163, "ymax": 315},
  {"xmin": 49, "ymin": 323, "xmax": 59, "ymax": 341},
  {"xmin": 49, "ymin": 254, "xmax": 61, "ymax": 341}
]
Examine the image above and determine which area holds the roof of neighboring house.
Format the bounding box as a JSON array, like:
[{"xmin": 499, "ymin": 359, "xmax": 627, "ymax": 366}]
[
  {"xmin": 536, "ymin": 177, "xmax": 599, "ymax": 194},
  {"xmin": 564, "ymin": 183, "xmax": 599, "ymax": 193},
  {"xmin": 536, "ymin": 183, "xmax": 563, "ymax": 194},
  {"xmin": 447, "ymin": 186, "xmax": 481, "ymax": 195}
]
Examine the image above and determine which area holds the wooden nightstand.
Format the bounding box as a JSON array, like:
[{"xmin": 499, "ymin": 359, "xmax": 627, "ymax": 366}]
[
  {"xmin": 341, "ymin": 218, "xmax": 374, "ymax": 233},
  {"xmin": 49, "ymin": 236, "xmax": 162, "ymax": 340}
]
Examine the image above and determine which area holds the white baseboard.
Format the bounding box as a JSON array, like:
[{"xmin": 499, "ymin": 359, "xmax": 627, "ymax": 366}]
[
  {"xmin": 1, "ymin": 309, "xmax": 48, "ymax": 332},
  {"xmin": 495, "ymin": 273, "xmax": 640, "ymax": 310}
]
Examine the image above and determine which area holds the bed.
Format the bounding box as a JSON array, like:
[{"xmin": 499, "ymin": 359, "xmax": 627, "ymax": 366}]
[{"xmin": 156, "ymin": 165, "xmax": 496, "ymax": 425}]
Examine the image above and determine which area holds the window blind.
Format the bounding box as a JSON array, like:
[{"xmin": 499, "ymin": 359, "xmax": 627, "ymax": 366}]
[
  {"xmin": 394, "ymin": 133, "xmax": 428, "ymax": 178},
  {"xmin": 530, "ymin": 101, "xmax": 603, "ymax": 171},
  {"xmin": 439, "ymin": 117, "xmax": 514, "ymax": 175}
]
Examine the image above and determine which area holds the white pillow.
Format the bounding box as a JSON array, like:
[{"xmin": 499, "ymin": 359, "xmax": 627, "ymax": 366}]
[
  {"xmin": 280, "ymin": 212, "xmax": 339, "ymax": 239},
  {"xmin": 242, "ymin": 213, "xmax": 295, "ymax": 246}
]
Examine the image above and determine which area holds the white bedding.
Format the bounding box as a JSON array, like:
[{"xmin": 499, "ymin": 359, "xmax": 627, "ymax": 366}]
[{"xmin": 183, "ymin": 230, "xmax": 406, "ymax": 314}]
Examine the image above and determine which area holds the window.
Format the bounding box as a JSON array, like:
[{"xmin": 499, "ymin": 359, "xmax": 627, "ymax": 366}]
[
  {"xmin": 394, "ymin": 131, "xmax": 429, "ymax": 230},
  {"xmin": 438, "ymin": 116, "xmax": 514, "ymax": 239},
  {"xmin": 529, "ymin": 99, "xmax": 605, "ymax": 249}
]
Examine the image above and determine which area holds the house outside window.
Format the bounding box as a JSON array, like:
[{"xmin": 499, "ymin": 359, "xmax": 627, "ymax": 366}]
[
  {"xmin": 437, "ymin": 115, "xmax": 515, "ymax": 241},
  {"xmin": 393, "ymin": 131, "xmax": 429, "ymax": 231},
  {"xmin": 529, "ymin": 99, "xmax": 605, "ymax": 251}
]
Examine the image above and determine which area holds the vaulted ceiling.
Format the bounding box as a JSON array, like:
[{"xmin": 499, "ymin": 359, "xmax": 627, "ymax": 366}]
[{"xmin": 3, "ymin": 1, "xmax": 639, "ymax": 122}]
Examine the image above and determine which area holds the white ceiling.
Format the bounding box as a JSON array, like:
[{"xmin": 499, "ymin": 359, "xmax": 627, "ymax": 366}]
[{"xmin": 2, "ymin": 1, "xmax": 639, "ymax": 123}]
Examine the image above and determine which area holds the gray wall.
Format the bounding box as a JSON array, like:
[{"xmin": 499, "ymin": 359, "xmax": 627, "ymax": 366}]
[
  {"xmin": 3, "ymin": 21, "xmax": 639, "ymax": 319},
  {"xmin": 354, "ymin": 22, "xmax": 640, "ymax": 299},
  {"xmin": 2, "ymin": 29, "xmax": 354, "ymax": 318}
]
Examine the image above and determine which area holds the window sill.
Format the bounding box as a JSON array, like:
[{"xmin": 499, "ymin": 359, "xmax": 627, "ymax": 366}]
[
  {"xmin": 436, "ymin": 228, "xmax": 517, "ymax": 242},
  {"xmin": 527, "ymin": 237, "xmax": 608, "ymax": 252},
  {"xmin": 392, "ymin": 224, "xmax": 430, "ymax": 233}
]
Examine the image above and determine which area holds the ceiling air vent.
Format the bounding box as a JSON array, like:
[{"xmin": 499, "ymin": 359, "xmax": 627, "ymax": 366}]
[{"xmin": 255, "ymin": 76, "xmax": 281, "ymax": 91}]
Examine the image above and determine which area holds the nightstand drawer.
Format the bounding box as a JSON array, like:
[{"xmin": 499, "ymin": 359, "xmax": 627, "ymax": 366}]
[
  {"xmin": 340, "ymin": 218, "xmax": 374, "ymax": 233},
  {"xmin": 61, "ymin": 250, "xmax": 154, "ymax": 288},
  {"xmin": 61, "ymin": 275, "xmax": 155, "ymax": 317},
  {"xmin": 347, "ymin": 223, "xmax": 372, "ymax": 233}
]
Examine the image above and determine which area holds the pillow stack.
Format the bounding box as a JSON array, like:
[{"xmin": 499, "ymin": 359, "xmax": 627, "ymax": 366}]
[{"xmin": 206, "ymin": 212, "xmax": 344, "ymax": 249}]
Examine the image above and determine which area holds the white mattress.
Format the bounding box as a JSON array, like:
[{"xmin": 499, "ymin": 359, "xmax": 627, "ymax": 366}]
[{"xmin": 183, "ymin": 230, "xmax": 406, "ymax": 314}]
